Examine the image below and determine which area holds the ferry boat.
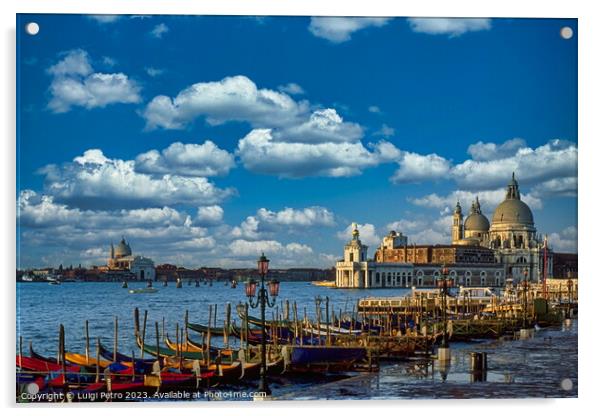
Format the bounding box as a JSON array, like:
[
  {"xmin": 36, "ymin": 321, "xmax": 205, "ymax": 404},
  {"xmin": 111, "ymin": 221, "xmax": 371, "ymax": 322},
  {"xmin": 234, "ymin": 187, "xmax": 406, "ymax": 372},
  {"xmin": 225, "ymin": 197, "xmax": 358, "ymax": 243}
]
[
  {"xmin": 128, "ymin": 288, "xmax": 158, "ymax": 294},
  {"xmin": 311, "ymin": 280, "xmax": 336, "ymax": 288}
]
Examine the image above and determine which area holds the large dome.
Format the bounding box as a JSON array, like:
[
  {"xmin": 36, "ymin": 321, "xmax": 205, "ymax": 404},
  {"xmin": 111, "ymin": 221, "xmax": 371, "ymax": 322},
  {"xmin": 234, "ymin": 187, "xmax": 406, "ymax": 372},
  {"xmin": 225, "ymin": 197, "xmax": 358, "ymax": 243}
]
[
  {"xmin": 464, "ymin": 213, "xmax": 490, "ymax": 231},
  {"xmin": 114, "ymin": 237, "xmax": 132, "ymax": 257},
  {"xmin": 492, "ymin": 199, "xmax": 534, "ymax": 225},
  {"xmin": 491, "ymin": 173, "xmax": 534, "ymax": 226}
]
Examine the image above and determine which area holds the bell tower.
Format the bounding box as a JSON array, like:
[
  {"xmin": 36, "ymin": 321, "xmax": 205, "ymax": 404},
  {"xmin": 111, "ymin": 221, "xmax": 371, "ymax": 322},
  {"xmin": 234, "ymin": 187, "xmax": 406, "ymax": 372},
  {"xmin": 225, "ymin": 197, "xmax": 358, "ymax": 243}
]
[{"xmin": 452, "ymin": 201, "xmax": 464, "ymax": 244}]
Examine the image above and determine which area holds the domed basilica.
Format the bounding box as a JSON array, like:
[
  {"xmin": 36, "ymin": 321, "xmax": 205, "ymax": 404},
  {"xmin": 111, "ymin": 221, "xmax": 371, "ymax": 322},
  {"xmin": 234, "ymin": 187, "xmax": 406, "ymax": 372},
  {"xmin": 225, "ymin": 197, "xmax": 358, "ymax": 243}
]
[
  {"xmin": 452, "ymin": 173, "xmax": 548, "ymax": 281},
  {"xmin": 108, "ymin": 236, "xmax": 156, "ymax": 280}
]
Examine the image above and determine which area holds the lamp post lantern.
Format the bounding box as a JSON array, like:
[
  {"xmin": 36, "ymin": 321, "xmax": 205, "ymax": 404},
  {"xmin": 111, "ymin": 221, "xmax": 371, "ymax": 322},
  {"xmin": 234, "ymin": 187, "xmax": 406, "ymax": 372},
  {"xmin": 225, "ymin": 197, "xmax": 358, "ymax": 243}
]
[{"xmin": 244, "ymin": 253, "xmax": 279, "ymax": 396}]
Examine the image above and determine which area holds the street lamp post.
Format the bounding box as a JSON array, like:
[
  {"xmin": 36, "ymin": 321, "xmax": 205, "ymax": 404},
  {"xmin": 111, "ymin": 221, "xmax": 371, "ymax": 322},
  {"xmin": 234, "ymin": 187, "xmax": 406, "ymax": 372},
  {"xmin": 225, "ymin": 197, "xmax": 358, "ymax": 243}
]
[
  {"xmin": 244, "ymin": 253, "xmax": 280, "ymax": 396},
  {"xmin": 521, "ymin": 268, "xmax": 529, "ymax": 329},
  {"xmin": 437, "ymin": 265, "xmax": 453, "ymax": 349}
]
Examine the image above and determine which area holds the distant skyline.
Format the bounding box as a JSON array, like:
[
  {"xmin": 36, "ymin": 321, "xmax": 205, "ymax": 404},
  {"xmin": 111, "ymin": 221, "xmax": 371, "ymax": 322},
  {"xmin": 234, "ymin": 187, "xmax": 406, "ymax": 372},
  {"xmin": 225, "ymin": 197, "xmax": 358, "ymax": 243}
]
[{"xmin": 17, "ymin": 15, "xmax": 577, "ymax": 269}]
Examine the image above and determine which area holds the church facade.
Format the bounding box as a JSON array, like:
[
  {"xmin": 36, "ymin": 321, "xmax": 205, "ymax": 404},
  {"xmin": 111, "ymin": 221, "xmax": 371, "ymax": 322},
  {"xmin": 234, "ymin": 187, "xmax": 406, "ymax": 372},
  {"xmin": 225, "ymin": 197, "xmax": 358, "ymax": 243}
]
[
  {"xmin": 335, "ymin": 174, "xmax": 550, "ymax": 288},
  {"xmin": 108, "ymin": 237, "xmax": 156, "ymax": 281}
]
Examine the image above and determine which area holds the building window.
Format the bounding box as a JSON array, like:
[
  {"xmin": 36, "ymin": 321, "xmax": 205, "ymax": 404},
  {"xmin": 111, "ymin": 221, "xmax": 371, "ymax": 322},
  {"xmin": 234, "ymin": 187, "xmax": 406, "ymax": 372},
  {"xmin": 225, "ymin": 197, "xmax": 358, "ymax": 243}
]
[{"xmin": 349, "ymin": 252, "xmax": 354, "ymax": 262}]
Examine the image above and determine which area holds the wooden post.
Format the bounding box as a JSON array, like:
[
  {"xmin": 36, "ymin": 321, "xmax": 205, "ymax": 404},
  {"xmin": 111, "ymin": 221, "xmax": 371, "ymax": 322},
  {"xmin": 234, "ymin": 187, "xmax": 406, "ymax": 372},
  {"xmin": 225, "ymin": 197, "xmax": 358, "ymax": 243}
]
[
  {"xmin": 244, "ymin": 303, "xmax": 250, "ymax": 357},
  {"xmin": 95, "ymin": 337, "xmax": 100, "ymax": 383},
  {"xmin": 285, "ymin": 299, "xmax": 290, "ymax": 321},
  {"xmin": 131, "ymin": 349, "xmax": 136, "ymax": 381},
  {"xmin": 162, "ymin": 317, "xmax": 165, "ymax": 341},
  {"xmin": 225, "ymin": 303, "xmax": 231, "ymax": 347},
  {"xmin": 140, "ymin": 310, "xmax": 148, "ymax": 359},
  {"xmin": 18, "ymin": 336, "xmax": 22, "ymax": 368},
  {"xmin": 85, "ymin": 320, "xmax": 90, "ymax": 365},
  {"xmin": 59, "ymin": 324, "xmax": 66, "ymax": 387},
  {"xmin": 206, "ymin": 305, "xmax": 213, "ymax": 364},
  {"xmin": 176, "ymin": 322, "xmax": 180, "ymax": 358},
  {"xmin": 180, "ymin": 327, "xmax": 184, "ymax": 370},
  {"xmin": 113, "ymin": 316, "xmax": 118, "ymax": 363},
  {"xmin": 155, "ymin": 321, "xmax": 161, "ymax": 365},
  {"xmin": 184, "ymin": 310, "xmax": 189, "ymax": 345},
  {"xmin": 293, "ymin": 301, "xmax": 299, "ymax": 344},
  {"xmin": 134, "ymin": 307, "xmax": 140, "ymax": 337},
  {"xmin": 326, "ymin": 296, "xmax": 331, "ymax": 346}
]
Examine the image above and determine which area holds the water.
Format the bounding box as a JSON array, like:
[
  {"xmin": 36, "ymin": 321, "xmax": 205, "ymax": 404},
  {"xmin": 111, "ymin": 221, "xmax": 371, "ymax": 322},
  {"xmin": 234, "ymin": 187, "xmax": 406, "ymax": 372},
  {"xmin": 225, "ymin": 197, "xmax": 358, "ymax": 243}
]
[
  {"xmin": 16, "ymin": 281, "xmax": 410, "ymax": 357},
  {"xmin": 16, "ymin": 282, "xmax": 577, "ymax": 400}
]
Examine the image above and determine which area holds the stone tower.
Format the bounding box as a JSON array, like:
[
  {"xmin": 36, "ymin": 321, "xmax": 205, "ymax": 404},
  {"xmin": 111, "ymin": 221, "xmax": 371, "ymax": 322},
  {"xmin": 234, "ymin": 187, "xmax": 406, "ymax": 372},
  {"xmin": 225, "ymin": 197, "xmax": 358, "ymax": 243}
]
[{"xmin": 451, "ymin": 201, "xmax": 464, "ymax": 244}]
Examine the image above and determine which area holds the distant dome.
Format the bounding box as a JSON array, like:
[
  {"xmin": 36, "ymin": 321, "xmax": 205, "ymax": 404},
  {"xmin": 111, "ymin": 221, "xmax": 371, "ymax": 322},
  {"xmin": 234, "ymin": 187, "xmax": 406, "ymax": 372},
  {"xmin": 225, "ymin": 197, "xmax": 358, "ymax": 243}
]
[
  {"xmin": 492, "ymin": 199, "xmax": 534, "ymax": 225},
  {"xmin": 114, "ymin": 237, "xmax": 132, "ymax": 257},
  {"xmin": 491, "ymin": 173, "xmax": 534, "ymax": 226},
  {"xmin": 464, "ymin": 213, "xmax": 490, "ymax": 231}
]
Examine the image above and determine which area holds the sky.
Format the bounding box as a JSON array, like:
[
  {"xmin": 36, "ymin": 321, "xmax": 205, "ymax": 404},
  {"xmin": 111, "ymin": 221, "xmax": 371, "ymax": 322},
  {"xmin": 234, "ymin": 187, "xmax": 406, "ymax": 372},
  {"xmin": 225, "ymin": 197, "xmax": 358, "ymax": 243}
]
[{"xmin": 16, "ymin": 15, "xmax": 578, "ymax": 269}]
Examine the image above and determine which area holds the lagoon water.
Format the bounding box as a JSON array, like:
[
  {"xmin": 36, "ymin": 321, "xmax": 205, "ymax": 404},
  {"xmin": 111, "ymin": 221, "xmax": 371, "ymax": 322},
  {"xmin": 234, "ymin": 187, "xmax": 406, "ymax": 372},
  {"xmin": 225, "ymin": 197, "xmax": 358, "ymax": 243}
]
[
  {"xmin": 16, "ymin": 282, "xmax": 577, "ymax": 400},
  {"xmin": 17, "ymin": 281, "xmax": 410, "ymax": 357}
]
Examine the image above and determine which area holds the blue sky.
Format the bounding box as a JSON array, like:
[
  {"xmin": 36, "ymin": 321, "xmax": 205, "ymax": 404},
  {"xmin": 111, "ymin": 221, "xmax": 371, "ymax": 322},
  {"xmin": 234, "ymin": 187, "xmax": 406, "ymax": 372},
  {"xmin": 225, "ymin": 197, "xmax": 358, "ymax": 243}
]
[{"xmin": 16, "ymin": 15, "xmax": 578, "ymax": 269}]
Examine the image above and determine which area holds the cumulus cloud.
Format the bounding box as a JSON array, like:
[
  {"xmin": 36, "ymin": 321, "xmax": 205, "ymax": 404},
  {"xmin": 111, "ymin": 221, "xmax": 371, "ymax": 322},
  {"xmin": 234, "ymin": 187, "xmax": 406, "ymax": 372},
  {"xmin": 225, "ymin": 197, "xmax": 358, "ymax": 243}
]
[
  {"xmin": 134, "ymin": 141, "xmax": 235, "ymax": 177},
  {"xmin": 150, "ymin": 23, "xmax": 169, "ymax": 38},
  {"xmin": 38, "ymin": 149, "xmax": 235, "ymax": 209},
  {"xmin": 277, "ymin": 82, "xmax": 305, "ymax": 95},
  {"xmin": 309, "ymin": 17, "xmax": 391, "ymax": 43},
  {"xmin": 47, "ymin": 49, "xmax": 141, "ymax": 113},
  {"xmin": 467, "ymin": 138, "xmax": 527, "ymax": 161},
  {"xmin": 373, "ymin": 124, "xmax": 395, "ymax": 138},
  {"xmin": 275, "ymin": 108, "xmax": 363, "ymax": 144},
  {"xmin": 409, "ymin": 188, "xmax": 543, "ymax": 212},
  {"xmin": 236, "ymin": 129, "xmax": 389, "ymax": 178},
  {"xmin": 452, "ymin": 139, "xmax": 577, "ymax": 191},
  {"xmin": 229, "ymin": 239, "xmax": 313, "ymax": 257},
  {"xmin": 88, "ymin": 15, "xmax": 122, "ymax": 24},
  {"xmin": 368, "ymin": 105, "xmax": 381, "ymax": 114},
  {"xmin": 17, "ymin": 190, "xmax": 220, "ymax": 266},
  {"xmin": 390, "ymin": 152, "xmax": 451, "ymax": 183},
  {"xmin": 407, "ymin": 18, "xmax": 492, "ymax": 37},
  {"xmin": 232, "ymin": 206, "xmax": 336, "ymax": 239},
  {"xmin": 195, "ymin": 205, "xmax": 224, "ymax": 226},
  {"xmin": 142, "ymin": 75, "xmax": 307, "ymax": 130},
  {"xmin": 145, "ymin": 67, "xmax": 164, "ymax": 77},
  {"xmin": 337, "ymin": 223, "xmax": 381, "ymax": 246},
  {"xmin": 547, "ymin": 226, "xmax": 577, "ymax": 253}
]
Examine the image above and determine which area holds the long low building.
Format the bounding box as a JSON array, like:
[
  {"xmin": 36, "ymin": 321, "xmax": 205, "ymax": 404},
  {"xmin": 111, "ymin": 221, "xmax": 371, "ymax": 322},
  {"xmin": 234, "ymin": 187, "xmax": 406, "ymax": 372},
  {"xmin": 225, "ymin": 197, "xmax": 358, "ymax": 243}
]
[{"xmin": 335, "ymin": 226, "xmax": 505, "ymax": 288}]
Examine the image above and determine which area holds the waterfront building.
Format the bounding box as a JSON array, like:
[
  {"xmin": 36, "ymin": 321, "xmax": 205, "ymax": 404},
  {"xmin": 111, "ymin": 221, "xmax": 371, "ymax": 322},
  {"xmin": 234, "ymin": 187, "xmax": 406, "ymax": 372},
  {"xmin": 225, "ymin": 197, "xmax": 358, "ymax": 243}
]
[
  {"xmin": 107, "ymin": 237, "xmax": 155, "ymax": 280},
  {"xmin": 451, "ymin": 174, "xmax": 552, "ymax": 282},
  {"xmin": 334, "ymin": 174, "xmax": 556, "ymax": 288}
]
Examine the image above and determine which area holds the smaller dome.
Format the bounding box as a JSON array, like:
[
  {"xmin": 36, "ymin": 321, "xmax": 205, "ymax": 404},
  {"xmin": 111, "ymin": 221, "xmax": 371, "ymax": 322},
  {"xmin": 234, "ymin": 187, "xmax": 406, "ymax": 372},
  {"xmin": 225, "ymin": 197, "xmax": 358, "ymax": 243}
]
[
  {"xmin": 114, "ymin": 237, "xmax": 132, "ymax": 257},
  {"xmin": 464, "ymin": 213, "xmax": 490, "ymax": 231}
]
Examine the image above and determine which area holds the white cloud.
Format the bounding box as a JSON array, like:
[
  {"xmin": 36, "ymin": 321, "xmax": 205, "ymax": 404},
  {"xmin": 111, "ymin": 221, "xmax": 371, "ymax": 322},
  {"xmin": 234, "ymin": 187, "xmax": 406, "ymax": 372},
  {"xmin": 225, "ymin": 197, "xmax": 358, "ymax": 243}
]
[
  {"xmin": 277, "ymin": 83, "xmax": 305, "ymax": 95},
  {"xmin": 275, "ymin": 108, "xmax": 363, "ymax": 144},
  {"xmin": 142, "ymin": 75, "xmax": 306, "ymax": 130},
  {"xmin": 134, "ymin": 141, "xmax": 235, "ymax": 177},
  {"xmin": 452, "ymin": 139, "xmax": 577, "ymax": 191},
  {"xmin": 145, "ymin": 67, "xmax": 164, "ymax": 77},
  {"xmin": 409, "ymin": 188, "xmax": 543, "ymax": 212},
  {"xmin": 530, "ymin": 177, "xmax": 578, "ymax": 198},
  {"xmin": 39, "ymin": 149, "xmax": 235, "ymax": 209},
  {"xmin": 309, "ymin": 17, "xmax": 391, "ymax": 43},
  {"xmin": 195, "ymin": 205, "xmax": 224, "ymax": 226},
  {"xmin": 88, "ymin": 15, "xmax": 122, "ymax": 24},
  {"xmin": 373, "ymin": 124, "xmax": 395, "ymax": 138},
  {"xmin": 236, "ymin": 129, "xmax": 387, "ymax": 178},
  {"xmin": 228, "ymin": 239, "xmax": 313, "ymax": 257},
  {"xmin": 232, "ymin": 206, "xmax": 336, "ymax": 239},
  {"xmin": 467, "ymin": 138, "xmax": 527, "ymax": 161},
  {"xmin": 337, "ymin": 223, "xmax": 381, "ymax": 246},
  {"xmin": 407, "ymin": 18, "xmax": 492, "ymax": 37},
  {"xmin": 257, "ymin": 206, "xmax": 335, "ymax": 228},
  {"xmin": 150, "ymin": 23, "xmax": 169, "ymax": 38},
  {"xmin": 547, "ymin": 226, "xmax": 577, "ymax": 253},
  {"xmin": 102, "ymin": 56, "xmax": 117, "ymax": 67},
  {"xmin": 48, "ymin": 49, "xmax": 141, "ymax": 113},
  {"xmin": 368, "ymin": 105, "xmax": 381, "ymax": 114},
  {"xmin": 390, "ymin": 152, "xmax": 451, "ymax": 183},
  {"xmin": 17, "ymin": 190, "xmax": 221, "ymax": 266}
]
